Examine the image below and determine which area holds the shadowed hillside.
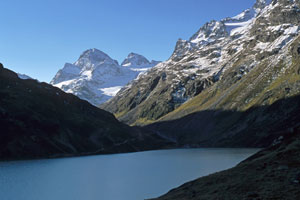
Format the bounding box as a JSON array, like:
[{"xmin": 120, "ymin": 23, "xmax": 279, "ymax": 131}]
[
  {"xmin": 0, "ymin": 64, "xmax": 172, "ymax": 160},
  {"xmin": 146, "ymin": 94, "xmax": 300, "ymax": 148}
]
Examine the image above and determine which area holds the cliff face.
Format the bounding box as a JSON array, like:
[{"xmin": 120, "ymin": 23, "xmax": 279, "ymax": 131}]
[{"xmin": 0, "ymin": 64, "xmax": 170, "ymax": 160}]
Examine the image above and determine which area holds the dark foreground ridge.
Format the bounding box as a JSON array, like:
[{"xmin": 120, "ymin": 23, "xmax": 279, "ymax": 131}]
[
  {"xmin": 150, "ymin": 127, "xmax": 300, "ymax": 200},
  {"xmin": 0, "ymin": 64, "xmax": 172, "ymax": 160}
]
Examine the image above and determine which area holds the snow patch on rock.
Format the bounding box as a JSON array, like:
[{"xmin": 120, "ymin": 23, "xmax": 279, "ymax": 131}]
[{"xmin": 17, "ymin": 73, "xmax": 33, "ymax": 80}]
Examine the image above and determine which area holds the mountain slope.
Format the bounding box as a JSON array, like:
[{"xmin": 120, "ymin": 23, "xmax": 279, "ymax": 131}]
[
  {"xmin": 102, "ymin": 0, "xmax": 300, "ymax": 125},
  {"xmin": 147, "ymin": 93, "xmax": 300, "ymax": 148},
  {"xmin": 150, "ymin": 125, "xmax": 300, "ymax": 200},
  {"xmin": 51, "ymin": 49, "xmax": 160, "ymax": 106},
  {"xmin": 0, "ymin": 64, "xmax": 170, "ymax": 160},
  {"xmin": 144, "ymin": 4, "xmax": 300, "ymax": 147}
]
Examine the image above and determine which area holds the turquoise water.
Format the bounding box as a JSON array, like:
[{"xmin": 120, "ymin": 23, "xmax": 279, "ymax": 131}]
[{"xmin": 0, "ymin": 148, "xmax": 259, "ymax": 200}]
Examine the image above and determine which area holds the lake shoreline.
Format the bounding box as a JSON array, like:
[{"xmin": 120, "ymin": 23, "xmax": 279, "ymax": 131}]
[
  {"xmin": 0, "ymin": 147, "xmax": 261, "ymax": 163},
  {"xmin": 0, "ymin": 148, "xmax": 259, "ymax": 200},
  {"xmin": 150, "ymin": 130, "xmax": 300, "ymax": 200}
]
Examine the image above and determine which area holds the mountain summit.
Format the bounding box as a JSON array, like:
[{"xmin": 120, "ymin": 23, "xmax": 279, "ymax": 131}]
[
  {"xmin": 51, "ymin": 49, "xmax": 160, "ymax": 106},
  {"xmin": 76, "ymin": 48, "xmax": 119, "ymax": 69},
  {"xmin": 122, "ymin": 52, "xmax": 160, "ymax": 69}
]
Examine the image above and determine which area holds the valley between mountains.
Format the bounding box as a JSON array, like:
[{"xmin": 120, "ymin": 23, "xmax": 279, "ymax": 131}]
[
  {"xmin": 53, "ymin": 0, "xmax": 300, "ymax": 149},
  {"xmin": 1, "ymin": 0, "xmax": 300, "ymax": 199}
]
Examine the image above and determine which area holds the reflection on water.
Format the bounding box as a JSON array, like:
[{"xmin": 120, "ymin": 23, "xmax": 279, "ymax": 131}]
[{"xmin": 0, "ymin": 148, "xmax": 259, "ymax": 200}]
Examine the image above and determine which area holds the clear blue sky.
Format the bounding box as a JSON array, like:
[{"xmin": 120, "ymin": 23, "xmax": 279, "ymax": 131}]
[{"xmin": 0, "ymin": 0, "xmax": 255, "ymax": 82}]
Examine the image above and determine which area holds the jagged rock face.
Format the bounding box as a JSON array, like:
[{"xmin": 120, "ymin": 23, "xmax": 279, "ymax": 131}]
[
  {"xmin": 143, "ymin": 0, "xmax": 300, "ymax": 148},
  {"xmin": 51, "ymin": 49, "xmax": 159, "ymax": 106},
  {"xmin": 189, "ymin": 20, "xmax": 228, "ymax": 48},
  {"xmin": 102, "ymin": 0, "xmax": 300, "ymax": 125},
  {"xmin": 254, "ymin": 0, "xmax": 272, "ymax": 10}
]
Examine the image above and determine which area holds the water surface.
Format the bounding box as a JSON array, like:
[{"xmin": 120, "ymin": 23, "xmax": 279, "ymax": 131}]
[{"xmin": 0, "ymin": 148, "xmax": 259, "ymax": 200}]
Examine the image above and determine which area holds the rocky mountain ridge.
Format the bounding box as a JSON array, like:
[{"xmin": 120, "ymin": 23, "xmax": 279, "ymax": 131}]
[
  {"xmin": 51, "ymin": 49, "xmax": 160, "ymax": 106},
  {"xmin": 102, "ymin": 0, "xmax": 300, "ymax": 127}
]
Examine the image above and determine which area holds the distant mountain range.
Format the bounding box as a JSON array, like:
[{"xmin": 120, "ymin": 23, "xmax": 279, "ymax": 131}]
[{"xmin": 51, "ymin": 49, "xmax": 160, "ymax": 106}]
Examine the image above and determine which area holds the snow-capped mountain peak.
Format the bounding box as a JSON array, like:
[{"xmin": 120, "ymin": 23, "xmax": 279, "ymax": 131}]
[
  {"xmin": 17, "ymin": 73, "xmax": 33, "ymax": 80},
  {"xmin": 172, "ymin": 0, "xmax": 275, "ymax": 59},
  {"xmin": 121, "ymin": 52, "xmax": 150, "ymax": 67},
  {"xmin": 51, "ymin": 49, "xmax": 160, "ymax": 105},
  {"xmin": 121, "ymin": 52, "xmax": 160, "ymax": 69},
  {"xmin": 254, "ymin": 0, "xmax": 273, "ymax": 12},
  {"xmin": 189, "ymin": 20, "xmax": 228, "ymax": 45},
  {"xmin": 150, "ymin": 60, "xmax": 161, "ymax": 66},
  {"xmin": 75, "ymin": 48, "xmax": 119, "ymax": 69}
]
